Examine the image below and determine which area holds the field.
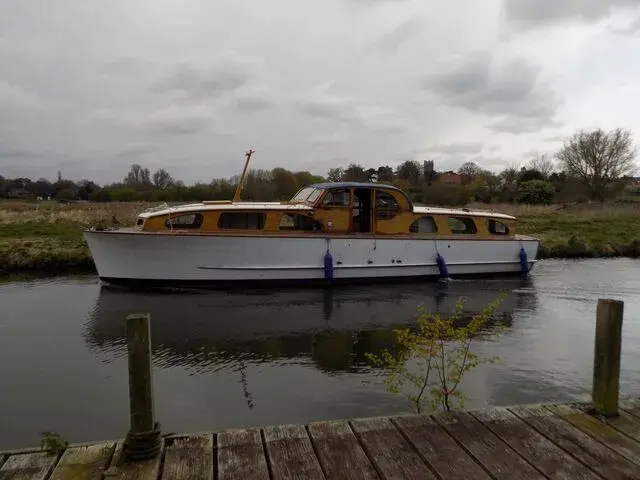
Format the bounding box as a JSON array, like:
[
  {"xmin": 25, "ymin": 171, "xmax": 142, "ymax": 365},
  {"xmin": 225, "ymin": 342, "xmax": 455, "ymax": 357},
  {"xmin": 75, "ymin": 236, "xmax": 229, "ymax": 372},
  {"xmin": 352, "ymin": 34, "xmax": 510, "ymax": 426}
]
[{"xmin": 1, "ymin": 200, "xmax": 640, "ymax": 273}]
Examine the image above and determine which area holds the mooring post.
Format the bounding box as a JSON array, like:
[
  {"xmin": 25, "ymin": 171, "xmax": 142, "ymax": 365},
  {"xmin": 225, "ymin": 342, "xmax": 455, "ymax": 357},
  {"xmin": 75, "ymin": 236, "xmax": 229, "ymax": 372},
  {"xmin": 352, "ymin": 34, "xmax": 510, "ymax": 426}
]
[
  {"xmin": 123, "ymin": 313, "xmax": 161, "ymax": 460},
  {"xmin": 592, "ymin": 299, "xmax": 624, "ymax": 417}
]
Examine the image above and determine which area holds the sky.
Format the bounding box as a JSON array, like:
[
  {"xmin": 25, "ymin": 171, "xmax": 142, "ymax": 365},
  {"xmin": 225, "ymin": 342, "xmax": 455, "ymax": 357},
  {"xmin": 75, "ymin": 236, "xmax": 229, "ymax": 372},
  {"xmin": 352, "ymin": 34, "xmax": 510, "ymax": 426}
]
[{"xmin": 1, "ymin": 0, "xmax": 640, "ymax": 185}]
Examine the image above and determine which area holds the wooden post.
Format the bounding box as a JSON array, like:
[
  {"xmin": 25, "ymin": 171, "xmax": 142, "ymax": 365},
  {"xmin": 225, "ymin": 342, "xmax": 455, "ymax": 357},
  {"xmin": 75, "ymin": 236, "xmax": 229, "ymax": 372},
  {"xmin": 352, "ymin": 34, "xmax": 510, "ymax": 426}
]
[
  {"xmin": 592, "ymin": 299, "xmax": 624, "ymax": 417},
  {"xmin": 123, "ymin": 313, "xmax": 161, "ymax": 460}
]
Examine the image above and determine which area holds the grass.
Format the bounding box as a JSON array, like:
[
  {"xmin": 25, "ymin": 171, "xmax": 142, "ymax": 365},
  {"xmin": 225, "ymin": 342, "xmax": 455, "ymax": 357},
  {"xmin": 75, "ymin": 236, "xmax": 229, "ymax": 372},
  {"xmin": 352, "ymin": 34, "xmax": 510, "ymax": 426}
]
[
  {"xmin": 2, "ymin": 200, "xmax": 640, "ymax": 273},
  {"xmin": 0, "ymin": 201, "xmax": 146, "ymax": 273},
  {"xmin": 468, "ymin": 202, "xmax": 640, "ymax": 258}
]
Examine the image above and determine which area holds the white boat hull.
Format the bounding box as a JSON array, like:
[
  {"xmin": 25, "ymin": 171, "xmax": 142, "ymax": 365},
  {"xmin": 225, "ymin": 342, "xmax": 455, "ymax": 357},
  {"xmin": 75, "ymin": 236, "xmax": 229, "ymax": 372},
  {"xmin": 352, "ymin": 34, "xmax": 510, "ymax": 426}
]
[{"xmin": 83, "ymin": 230, "xmax": 539, "ymax": 287}]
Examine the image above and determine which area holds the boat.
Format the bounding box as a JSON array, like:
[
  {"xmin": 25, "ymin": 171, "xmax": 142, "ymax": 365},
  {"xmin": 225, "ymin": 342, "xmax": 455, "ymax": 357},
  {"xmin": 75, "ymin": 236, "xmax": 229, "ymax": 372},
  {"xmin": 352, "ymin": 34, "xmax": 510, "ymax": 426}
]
[{"xmin": 83, "ymin": 150, "xmax": 540, "ymax": 288}]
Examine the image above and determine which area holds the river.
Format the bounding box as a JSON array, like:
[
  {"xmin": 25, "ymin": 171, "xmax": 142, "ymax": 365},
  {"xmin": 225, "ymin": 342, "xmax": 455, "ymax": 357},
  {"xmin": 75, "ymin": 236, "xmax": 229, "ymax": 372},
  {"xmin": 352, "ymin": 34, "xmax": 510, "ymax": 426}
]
[{"xmin": 1, "ymin": 258, "xmax": 640, "ymax": 449}]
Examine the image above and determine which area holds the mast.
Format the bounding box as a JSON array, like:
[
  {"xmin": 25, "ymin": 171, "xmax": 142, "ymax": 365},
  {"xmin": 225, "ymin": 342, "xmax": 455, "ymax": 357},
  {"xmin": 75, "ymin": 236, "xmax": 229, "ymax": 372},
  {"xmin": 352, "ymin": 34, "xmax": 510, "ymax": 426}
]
[{"xmin": 232, "ymin": 149, "xmax": 255, "ymax": 202}]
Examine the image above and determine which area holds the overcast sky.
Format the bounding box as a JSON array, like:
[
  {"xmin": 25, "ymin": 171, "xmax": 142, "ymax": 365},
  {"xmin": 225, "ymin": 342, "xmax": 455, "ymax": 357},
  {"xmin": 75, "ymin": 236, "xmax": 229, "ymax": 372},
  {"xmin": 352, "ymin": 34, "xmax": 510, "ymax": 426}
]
[{"xmin": 1, "ymin": 0, "xmax": 639, "ymax": 184}]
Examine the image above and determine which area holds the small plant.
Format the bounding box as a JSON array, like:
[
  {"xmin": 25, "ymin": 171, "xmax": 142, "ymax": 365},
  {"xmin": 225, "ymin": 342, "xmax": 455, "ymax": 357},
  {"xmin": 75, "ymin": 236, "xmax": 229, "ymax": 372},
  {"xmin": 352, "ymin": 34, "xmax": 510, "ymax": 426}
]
[
  {"xmin": 366, "ymin": 293, "xmax": 507, "ymax": 414},
  {"xmin": 40, "ymin": 431, "xmax": 68, "ymax": 455}
]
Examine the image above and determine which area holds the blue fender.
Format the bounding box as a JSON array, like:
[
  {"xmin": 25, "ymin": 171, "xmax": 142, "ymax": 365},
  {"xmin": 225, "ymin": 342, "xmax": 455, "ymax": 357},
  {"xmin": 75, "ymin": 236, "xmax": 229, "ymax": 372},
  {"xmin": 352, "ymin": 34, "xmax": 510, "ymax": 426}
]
[
  {"xmin": 436, "ymin": 253, "xmax": 449, "ymax": 279},
  {"xmin": 324, "ymin": 249, "xmax": 333, "ymax": 281},
  {"xmin": 519, "ymin": 247, "xmax": 528, "ymax": 273}
]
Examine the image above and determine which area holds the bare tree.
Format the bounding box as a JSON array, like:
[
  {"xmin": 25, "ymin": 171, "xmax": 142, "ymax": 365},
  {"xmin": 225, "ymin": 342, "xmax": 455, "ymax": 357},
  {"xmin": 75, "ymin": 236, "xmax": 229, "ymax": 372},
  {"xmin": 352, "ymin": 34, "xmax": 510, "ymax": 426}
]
[
  {"xmin": 152, "ymin": 168, "xmax": 175, "ymax": 190},
  {"xmin": 458, "ymin": 162, "xmax": 481, "ymax": 184},
  {"xmin": 555, "ymin": 128, "xmax": 636, "ymax": 201},
  {"xmin": 527, "ymin": 154, "xmax": 555, "ymax": 178},
  {"xmin": 125, "ymin": 164, "xmax": 152, "ymax": 187}
]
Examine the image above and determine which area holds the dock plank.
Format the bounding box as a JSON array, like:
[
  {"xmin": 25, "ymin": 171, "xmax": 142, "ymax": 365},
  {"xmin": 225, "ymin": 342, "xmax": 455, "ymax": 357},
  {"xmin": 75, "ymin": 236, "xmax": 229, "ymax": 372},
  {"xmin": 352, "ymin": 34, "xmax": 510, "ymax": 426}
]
[
  {"xmin": 620, "ymin": 397, "xmax": 640, "ymax": 420},
  {"xmin": 162, "ymin": 434, "xmax": 213, "ymax": 480},
  {"xmin": 471, "ymin": 407, "xmax": 599, "ymax": 479},
  {"xmin": 605, "ymin": 410, "xmax": 640, "ymax": 441},
  {"xmin": 545, "ymin": 404, "xmax": 640, "ymax": 466},
  {"xmin": 217, "ymin": 428, "xmax": 269, "ymax": 480},
  {"xmin": 510, "ymin": 404, "xmax": 640, "ymax": 479},
  {"xmin": 307, "ymin": 420, "xmax": 379, "ymax": 480},
  {"xmin": 50, "ymin": 442, "xmax": 115, "ymax": 480},
  {"xmin": 433, "ymin": 410, "xmax": 544, "ymax": 480},
  {"xmin": 392, "ymin": 415, "xmax": 489, "ymax": 480},
  {"xmin": 263, "ymin": 424, "xmax": 324, "ymax": 480},
  {"xmin": 350, "ymin": 416, "xmax": 436, "ymax": 480},
  {"xmin": 102, "ymin": 440, "xmax": 163, "ymax": 480},
  {"xmin": 0, "ymin": 452, "xmax": 58, "ymax": 480}
]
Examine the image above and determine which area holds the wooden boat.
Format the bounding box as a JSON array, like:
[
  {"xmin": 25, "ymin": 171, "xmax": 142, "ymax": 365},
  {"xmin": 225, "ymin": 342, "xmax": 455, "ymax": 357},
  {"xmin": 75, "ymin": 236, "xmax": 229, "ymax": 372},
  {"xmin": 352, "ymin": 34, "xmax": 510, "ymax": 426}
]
[{"xmin": 83, "ymin": 151, "xmax": 540, "ymax": 287}]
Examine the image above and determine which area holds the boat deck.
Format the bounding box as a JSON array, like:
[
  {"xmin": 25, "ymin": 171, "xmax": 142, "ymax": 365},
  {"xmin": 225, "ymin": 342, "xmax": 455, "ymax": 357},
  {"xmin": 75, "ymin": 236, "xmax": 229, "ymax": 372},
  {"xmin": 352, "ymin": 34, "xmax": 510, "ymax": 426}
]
[{"xmin": 3, "ymin": 398, "xmax": 640, "ymax": 479}]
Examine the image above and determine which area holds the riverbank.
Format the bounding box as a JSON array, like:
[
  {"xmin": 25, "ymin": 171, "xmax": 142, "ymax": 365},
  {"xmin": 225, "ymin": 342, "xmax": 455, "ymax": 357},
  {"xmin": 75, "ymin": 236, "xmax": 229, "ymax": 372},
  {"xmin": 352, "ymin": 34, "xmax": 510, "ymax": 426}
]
[{"xmin": 2, "ymin": 200, "xmax": 640, "ymax": 273}]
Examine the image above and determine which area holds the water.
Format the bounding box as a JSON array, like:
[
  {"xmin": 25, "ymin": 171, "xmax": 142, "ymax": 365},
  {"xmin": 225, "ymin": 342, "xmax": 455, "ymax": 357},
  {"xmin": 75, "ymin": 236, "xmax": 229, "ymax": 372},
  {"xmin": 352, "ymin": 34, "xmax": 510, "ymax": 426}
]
[{"xmin": 1, "ymin": 258, "xmax": 640, "ymax": 450}]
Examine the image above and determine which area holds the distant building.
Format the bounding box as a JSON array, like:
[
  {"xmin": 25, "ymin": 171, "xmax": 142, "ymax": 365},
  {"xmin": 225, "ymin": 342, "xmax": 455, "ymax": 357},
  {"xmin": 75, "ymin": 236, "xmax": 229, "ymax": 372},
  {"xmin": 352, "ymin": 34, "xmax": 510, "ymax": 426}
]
[
  {"xmin": 438, "ymin": 171, "xmax": 463, "ymax": 185},
  {"xmin": 7, "ymin": 188, "xmax": 34, "ymax": 199}
]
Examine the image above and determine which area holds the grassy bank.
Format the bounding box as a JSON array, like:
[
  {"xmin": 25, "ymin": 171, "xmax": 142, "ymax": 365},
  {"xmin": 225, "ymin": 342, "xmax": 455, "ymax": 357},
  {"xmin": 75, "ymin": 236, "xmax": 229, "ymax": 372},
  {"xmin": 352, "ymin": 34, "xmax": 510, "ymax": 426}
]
[
  {"xmin": 2, "ymin": 200, "xmax": 640, "ymax": 273},
  {"xmin": 466, "ymin": 202, "xmax": 640, "ymax": 259},
  {"xmin": 0, "ymin": 201, "xmax": 144, "ymax": 273}
]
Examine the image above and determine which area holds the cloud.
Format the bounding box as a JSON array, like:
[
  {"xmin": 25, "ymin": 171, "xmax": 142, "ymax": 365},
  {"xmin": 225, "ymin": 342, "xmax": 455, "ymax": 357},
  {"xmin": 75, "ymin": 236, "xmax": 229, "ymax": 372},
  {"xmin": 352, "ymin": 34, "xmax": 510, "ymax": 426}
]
[
  {"xmin": 425, "ymin": 143, "xmax": 485, "ymax": 155},
  {"xmin": 502, "ymin": 0, "xmax": 639, "ymax": 29},
  {"xmin": 151, "ymin": 53, "xmax": 260, "ymax": 102},
  {"xmin": 368, "ymin": 17, "xmax": 423, "ymax": 53},
  {"xmin": 0, "ymin": 143, "xmax": 40, "ymax": 160},
  {"xmin": 115, "ymin": 144, "xmax": 152, "ymax": 158},
  {"xmin": 296, "ymin": 86, "xmax": 357, "ymax": 121},
  {"xmin": 141, "ymin": 106, "xmax": 215, "ymax": 135},
  {"xmin": 233, "ymin": 86, "xmax": 274, "ymax": 112},
  {"xmin": 610, "ymin": 12, "xmax": 640, "ymax": 35},
  {"xmin": 425, "ymin": 52, "xmax": 560, "ymax": 133}
]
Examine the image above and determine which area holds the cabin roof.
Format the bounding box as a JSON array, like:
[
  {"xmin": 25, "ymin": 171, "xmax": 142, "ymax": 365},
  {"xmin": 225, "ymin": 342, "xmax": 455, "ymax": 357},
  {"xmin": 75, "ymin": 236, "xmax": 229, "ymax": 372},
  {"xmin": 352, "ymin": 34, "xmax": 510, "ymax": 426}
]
[
  {"xmin": 310, "ymin": 182, "xmax": 405, "ymax": 192},
  {"xmin": 139, "ymin": 202, "xmax": 313, "ymax": 218},
  {"xmin": 412, "ymin": 205, "xmax": 516, "ymax": 220}
]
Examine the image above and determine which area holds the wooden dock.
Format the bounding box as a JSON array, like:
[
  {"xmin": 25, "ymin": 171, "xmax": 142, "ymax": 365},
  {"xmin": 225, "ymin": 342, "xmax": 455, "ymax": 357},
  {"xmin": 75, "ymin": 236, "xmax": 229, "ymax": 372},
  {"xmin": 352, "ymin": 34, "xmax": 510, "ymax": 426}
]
[{"xmin": 3, "ymin": 397, "xmax": 640, "ymax": 479}]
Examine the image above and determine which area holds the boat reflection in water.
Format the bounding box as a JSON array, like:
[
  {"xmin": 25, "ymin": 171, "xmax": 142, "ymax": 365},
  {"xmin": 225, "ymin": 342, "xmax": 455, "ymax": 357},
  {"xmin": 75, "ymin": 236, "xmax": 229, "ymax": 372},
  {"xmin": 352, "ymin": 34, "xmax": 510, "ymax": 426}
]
[{"xmin": 84, "ymin": 278, "xmax": 534, "ymax": 375}]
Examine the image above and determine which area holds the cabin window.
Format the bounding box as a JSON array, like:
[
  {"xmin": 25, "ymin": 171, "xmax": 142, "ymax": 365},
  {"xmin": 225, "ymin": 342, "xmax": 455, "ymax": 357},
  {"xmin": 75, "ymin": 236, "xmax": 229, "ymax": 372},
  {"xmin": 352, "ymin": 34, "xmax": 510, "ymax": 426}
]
[
  {"xmin": 447, "ymin": 216, "xmax": 477, "ymax": 234},
  {"xmin": 291, "ymin": 187, "xmax": 315, "ymax": 202},
  {"xmin": 218, "ymin": 212, "xmax": 266, "ymax": 230},
  {"xmin": 410, "ymin": 216, "xmax": 438, "ymax": 233},
  {"xmin": 165, "ymin": 213, "xmax": 203, "ymax": 229},
  {"xmin": 487, "ymin": 219, "xmax": 509, "ymax": 235},
  {"xmin": 375, "ymin": 190, "xmax": 399, "ymax": 220},
  {"xmin": 322, "ymin": 189, "xmax": 351, "ymax": 207},
  {"xmin": 306, "ymin": 189, "xmax": 323, "ymax": 204},
  {"xmin": 279, "ymin": 213, "xmax": 323, "ymax": 231}
]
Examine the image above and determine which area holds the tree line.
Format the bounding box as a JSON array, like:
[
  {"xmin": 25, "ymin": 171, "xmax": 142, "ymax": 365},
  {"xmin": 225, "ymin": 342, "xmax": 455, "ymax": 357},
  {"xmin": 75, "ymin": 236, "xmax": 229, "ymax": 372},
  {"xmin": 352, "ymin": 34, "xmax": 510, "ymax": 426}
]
[{"xmin": 0, "ymin": 127, "xmax": 637, "ymax": 206}]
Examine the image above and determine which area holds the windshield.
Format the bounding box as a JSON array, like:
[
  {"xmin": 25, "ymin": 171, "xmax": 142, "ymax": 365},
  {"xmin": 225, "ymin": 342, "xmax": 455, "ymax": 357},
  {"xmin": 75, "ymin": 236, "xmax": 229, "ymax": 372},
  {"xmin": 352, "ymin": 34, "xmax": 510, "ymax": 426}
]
[{"xmin": 290, "ymin": 187, "xmax": 317, "ymax": 203}]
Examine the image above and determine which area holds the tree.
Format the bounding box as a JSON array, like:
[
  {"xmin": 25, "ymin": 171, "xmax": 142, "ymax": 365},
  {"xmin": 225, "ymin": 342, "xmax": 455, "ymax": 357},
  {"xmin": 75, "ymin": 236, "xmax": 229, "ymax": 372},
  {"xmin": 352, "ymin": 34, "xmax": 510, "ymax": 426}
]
[
  {"xmin": 377, "ymin": 165, "xmax": 395, "ymax": 183},
  {"xmin": 516, "ymin": 180, "xmax": 554, "ymax": 205},
  {"xmin": 152, "ymin": 169, "xmax": 175, "ymax": 190},
  {"xmin": 458, "ymin": 162, "xmax": 481, "ymax": 184},
  {"xmin": 293, "ymin": 171, "xmax": 320, "ymax": 188},
  {"xmin": 271, "ymin": 168, "xmax": 298, "ymax": 199},
  {"xmin": 366, "ymin": 294, "xmax": 507, "ymax": 413},
  {"xmin": 124, "ymin": 164, "xmax": 152, "ymax": 188},
  {"xmin": 365, "ymin": 168, "xmax": 377, "ymax": 182},
  {"xmin": 327, "ymin": 167, "xmax": 344, "ymax": 182},
  {"xmin": 555, "ymin": 128, "xmax": 637, "ymax": 201},
  {"xmin": 76, "ymin": 180, "xmax": 100, "ymax": 200},
  {"xmin": 343, "ymin": 163, "xmax": 368, "ymax": 182},
  {"xmin": 472, "ymin": 171, "xmax": 501, "ymax": 203},
  {"xmin": 396, "ymin": 160, "xmax": 421, "ymax": 185},
  {"xmin": 527, "ymin": 154, "xmax": 554, "ymax": 178},
  {"xmin": 518, "ymin": 167, "xmax": 545, "ymax": 183}
]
